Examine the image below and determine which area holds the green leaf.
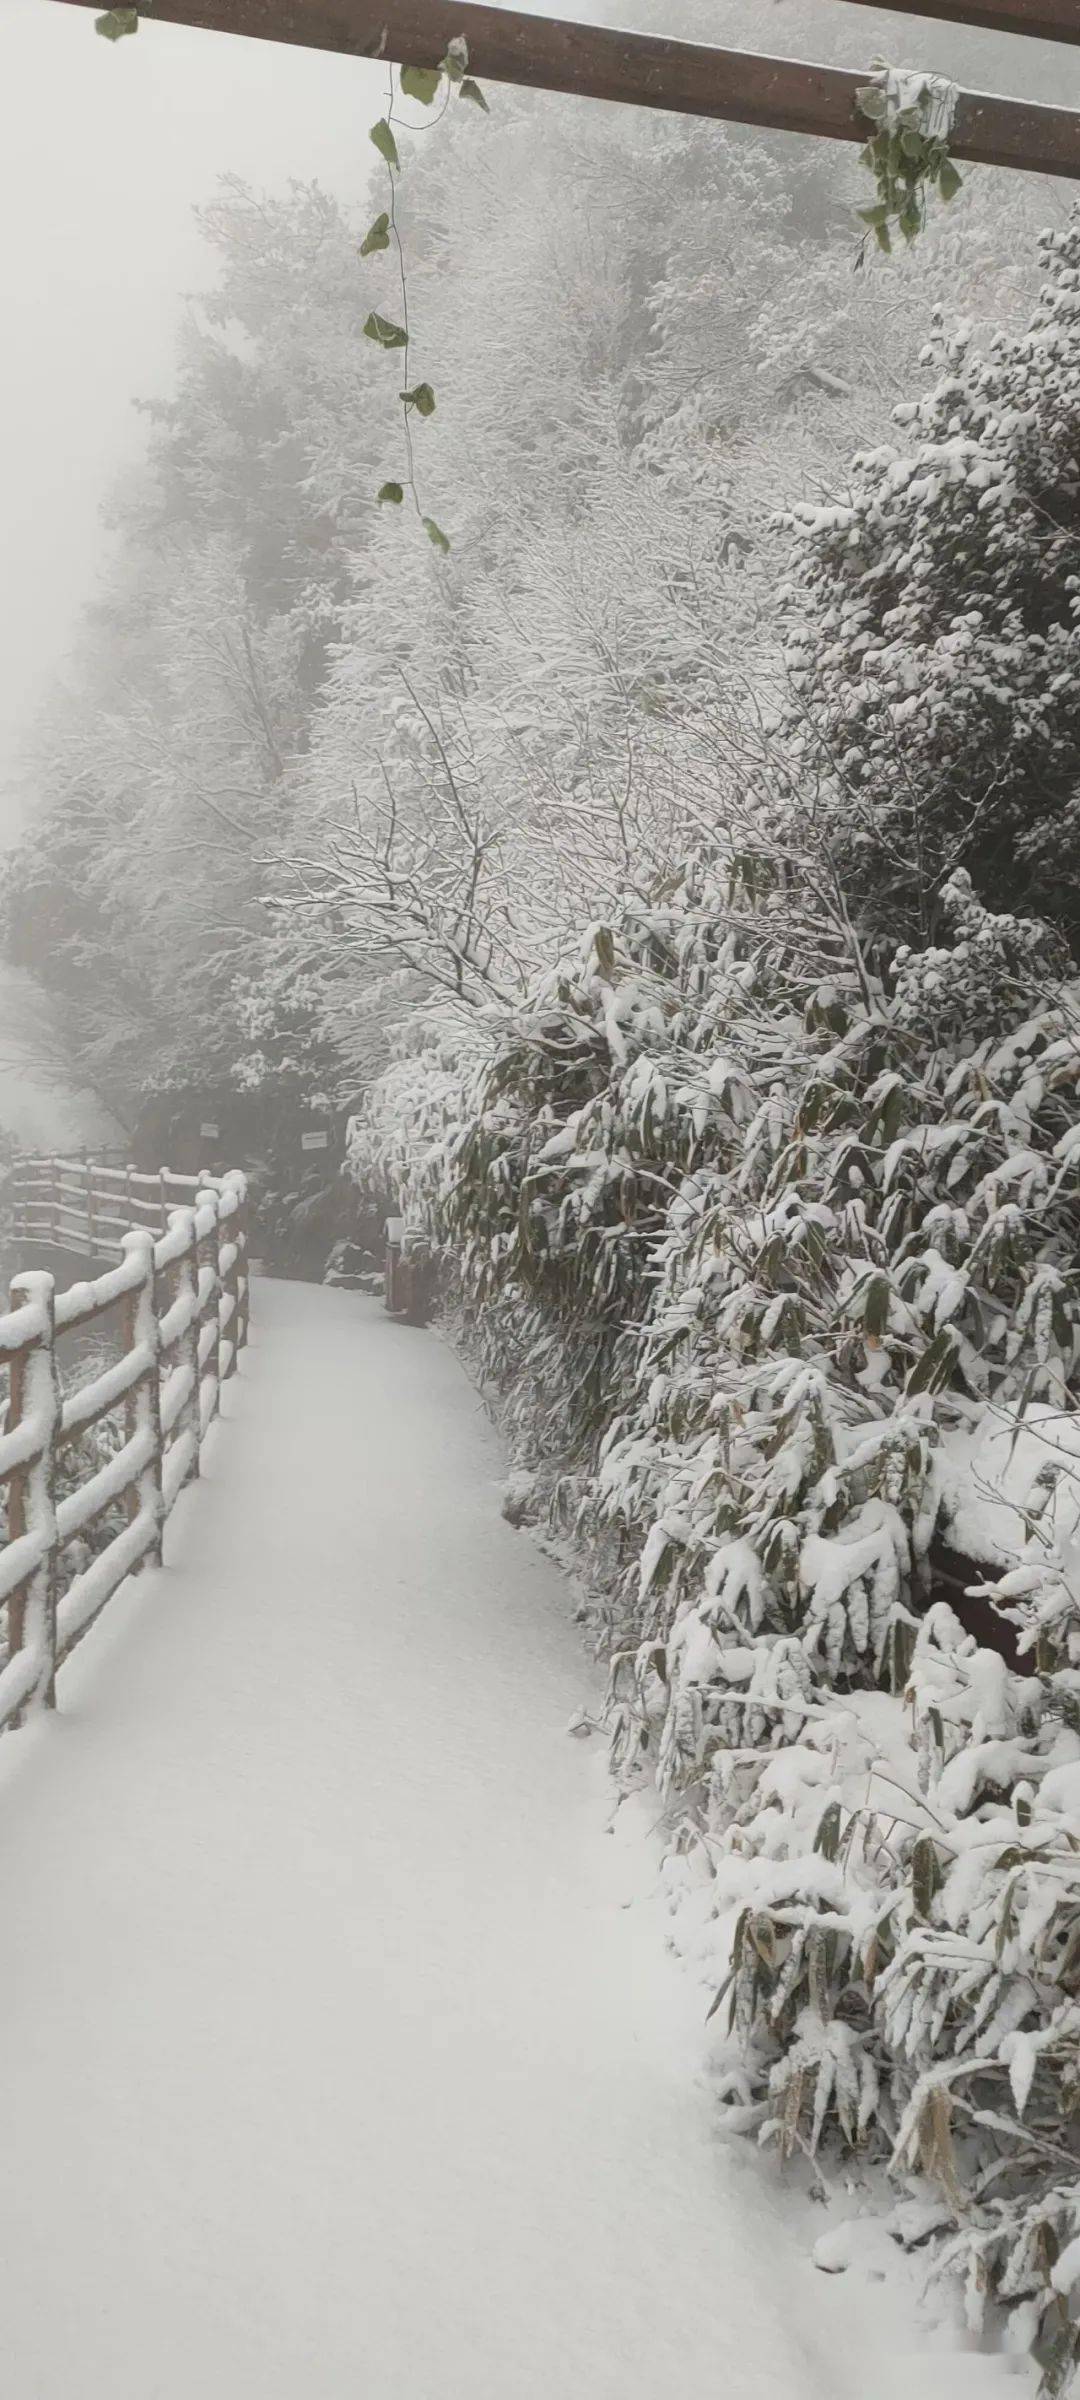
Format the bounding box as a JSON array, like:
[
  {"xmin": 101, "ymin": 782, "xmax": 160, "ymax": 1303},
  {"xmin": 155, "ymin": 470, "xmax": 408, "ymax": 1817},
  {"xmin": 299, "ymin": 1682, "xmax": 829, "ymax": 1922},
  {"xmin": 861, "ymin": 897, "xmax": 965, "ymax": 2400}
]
[
  {"xmin": 862, "ymin": 1271, "xmax": 892, "ymax": 1339},
  {"xmin": 1041, "ymin": 2330, "xmax": 1080, "ymax": 2400},
  {"xmin": 888, "ymin": 1614, "xmax": 917, "ymax": 1695},
  {"xmin": 423, "ymin": 516, "xmax": 451, "ymax": 555},
  {"xmin": 857, "ymin": 204, "xmax": 891, "ymax": 229},
  {"xmin": 440, "ymin": 35, "xmax": 468, "ymax": 81},
  {"xmin": 856, "ymin": 83, "xmax": 887, "ymax": 122},
  {"xmin": 377, "ymin": 482, "xmax": 404, "ymax": 505},
  {"xmin": 458, "ymin": 77, "xmax": 489, "ymax": 111},
  {"xmin": 904, "ymin": 1325, "xmax": 959, "ymax": 1398},
  {"xmin": 874, "ymin": 221, "xmax": 893, "ymax": 256},
  {"xmin": 369, "ymin": 119, "xmax": 401, "ymax": 171},
  {"xmin": 400, "ymin": 382, "xmax": 436, "ymax": 417},
  {"xmin": 704, "ymin": 1969, "xmax": 735, "ymax": 2028},
  {"xmin": 938, "ymin": 157, "xmax": 963, "ymax": 202},
  {"xmin": 360, "ymin": 212, "xmax": 391, "ymax": 257},
  {"xmin": 363, "ymin": 312, "xmax": 409, "ymax": 349},
  {"xmin": 400, "ymin": 64, "xmax": 442, "ymax": 105},
  {"xmin": 813, "ymin": 1801, "xmax": 842, "ymax": 1862},
  {"xmin": 95, "ymin": 7, "xmax": 139, "ymax": 35},
  {"xmin": 911, "ymin": 1834, "xmax": 941, "ymax": 1920}
]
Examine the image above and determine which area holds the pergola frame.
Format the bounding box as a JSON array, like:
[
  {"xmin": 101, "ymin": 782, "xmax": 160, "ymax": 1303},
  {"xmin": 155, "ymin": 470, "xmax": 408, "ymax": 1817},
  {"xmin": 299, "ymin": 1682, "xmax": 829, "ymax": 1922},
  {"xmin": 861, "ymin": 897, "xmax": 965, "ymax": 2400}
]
[{"xmin": 50, "ymin": 0, "xmax": 1080, "ymax": 179}]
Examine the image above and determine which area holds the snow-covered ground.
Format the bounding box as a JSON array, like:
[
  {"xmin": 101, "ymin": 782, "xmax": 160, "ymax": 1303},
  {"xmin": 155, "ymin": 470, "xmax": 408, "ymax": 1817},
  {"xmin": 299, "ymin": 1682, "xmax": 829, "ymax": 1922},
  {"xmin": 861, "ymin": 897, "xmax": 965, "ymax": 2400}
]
[{"xmin": 0, "ymin": 1281, "xmax": 1033, "ymax": 2398}]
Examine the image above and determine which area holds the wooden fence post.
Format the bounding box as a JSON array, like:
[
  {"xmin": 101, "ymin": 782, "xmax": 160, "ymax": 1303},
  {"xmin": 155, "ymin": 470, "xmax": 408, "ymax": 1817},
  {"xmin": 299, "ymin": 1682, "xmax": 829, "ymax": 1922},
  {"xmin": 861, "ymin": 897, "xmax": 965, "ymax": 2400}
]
[
  {"xmin": 85, "ymin": 1156, "xmax": 96, "ymax": 1259},
  {"xmin": 235, "ymin": 1178, "xmax": 250, "ymax": 1356},
  {"xmin": 120, "ymin": 1231, "xmax": 165, "ymax": 1570},
  {"xmin": 194, "ymin": 1185, "xmax": 221, "ymax": 1434},
  {"xmin": 5, "ymin": 1271, "xmax": 60, "ymax": 1716},
  {"xmin": 171, "ymin": 1207, "xmax": 202, "ymax": 1487},
  {"xmin": 219, "ymin": 1172, "xmax": 245, "ymax": 1380}
]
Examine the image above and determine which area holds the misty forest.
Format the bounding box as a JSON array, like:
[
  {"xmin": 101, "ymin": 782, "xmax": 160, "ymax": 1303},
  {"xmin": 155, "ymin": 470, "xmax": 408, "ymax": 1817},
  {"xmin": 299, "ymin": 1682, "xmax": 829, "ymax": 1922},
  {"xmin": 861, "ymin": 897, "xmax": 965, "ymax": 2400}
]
[{"xmin": 4, "ymin": 2, "xmax": 1080, "ymax": 2395}]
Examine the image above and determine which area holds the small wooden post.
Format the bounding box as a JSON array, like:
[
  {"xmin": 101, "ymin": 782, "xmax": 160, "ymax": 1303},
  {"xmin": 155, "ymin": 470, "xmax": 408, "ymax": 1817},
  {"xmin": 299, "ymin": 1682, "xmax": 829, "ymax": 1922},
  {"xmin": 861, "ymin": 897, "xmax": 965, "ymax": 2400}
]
[
  {"xmin": 194, "ymin": 1185, "xmax": 221, "ymax": 1434},
  {"xmin": 171, "ymin": 1207, "xmax": 202, "ymax": 1487},
  {"xmin": 235, "ymin": 1178, "xmax": 250, "ymax": 1356},
  {"xmin": 5, "ymin": 1271, "xmax": 60, "ymax": 1716},
  {"xmin": 120, "ymin": 1232, "xmax": 165, "ymax": 1570},
  {"xmin": 385, "ymin": 1215, "xmax": 405, "ymax": 1315},
  {"xmin": 219, "ymin": 1172, "xmax": 245, "ymax": 1378}
]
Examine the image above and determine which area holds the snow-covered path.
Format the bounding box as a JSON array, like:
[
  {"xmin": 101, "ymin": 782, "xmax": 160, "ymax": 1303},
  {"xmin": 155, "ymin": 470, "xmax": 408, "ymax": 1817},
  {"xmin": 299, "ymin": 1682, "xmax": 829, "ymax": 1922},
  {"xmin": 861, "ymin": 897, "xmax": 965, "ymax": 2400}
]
[{"xmin": 0, "ymin": 1282, "xmax": 1022, "ymax": 2399}]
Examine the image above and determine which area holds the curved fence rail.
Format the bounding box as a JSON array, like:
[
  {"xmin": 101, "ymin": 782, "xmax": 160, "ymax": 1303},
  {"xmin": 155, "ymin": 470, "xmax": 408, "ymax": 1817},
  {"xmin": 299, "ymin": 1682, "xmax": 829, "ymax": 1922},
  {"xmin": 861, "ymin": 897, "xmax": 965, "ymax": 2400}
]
[
  {"xmin": 0, "ymin": 1162, "xmax": 249, "ymax": 1734},
  {"xmin": 11, "ymin": 1153, "xmax": 207, "ymax": 1258}
]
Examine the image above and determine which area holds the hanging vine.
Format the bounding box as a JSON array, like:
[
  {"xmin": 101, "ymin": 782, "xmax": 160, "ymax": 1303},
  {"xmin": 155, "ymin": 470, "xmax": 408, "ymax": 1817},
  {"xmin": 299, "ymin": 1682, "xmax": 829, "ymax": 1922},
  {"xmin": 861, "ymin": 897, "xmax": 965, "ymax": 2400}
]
[
  {"xmin": 92, "ymin": 8, "xmax": 487, "ymax": 549},
  {"xmin": 856, "ymin": 65, "xmax": 962, "ymax": 255},
  {"xmin": 362, "ymin": 41, "xmax": 488, "ymax": 556}
]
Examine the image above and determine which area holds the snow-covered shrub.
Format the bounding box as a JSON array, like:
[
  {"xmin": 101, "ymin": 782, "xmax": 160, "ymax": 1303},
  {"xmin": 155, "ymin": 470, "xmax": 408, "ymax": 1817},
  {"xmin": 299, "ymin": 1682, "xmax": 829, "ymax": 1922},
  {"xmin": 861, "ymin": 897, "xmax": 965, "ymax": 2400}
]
[
  {"xmin": 782, "ymin": 217, "xmax": 1080, "ymax": 959},
  {"xmin": 351, "ymin": 849, "xmax": 1080, "ymax": 2387}
]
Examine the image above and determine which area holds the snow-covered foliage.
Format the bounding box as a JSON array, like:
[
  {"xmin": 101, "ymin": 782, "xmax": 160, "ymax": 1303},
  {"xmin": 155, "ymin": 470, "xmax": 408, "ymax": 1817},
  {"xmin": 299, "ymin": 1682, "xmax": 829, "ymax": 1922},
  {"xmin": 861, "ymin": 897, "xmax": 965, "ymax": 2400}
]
[
  {"xmin": 344, "ymin": 199, "xmax": 1080, "ymax": 2400},
  {"xmin": 351, "ymin": 824, "xmax": 1080, "ymax": 2382},
  {"xmin": 1, "ymin": 109, "xmax": 1047, "ymax": 1136},
  {"xmin": 783, "ymin": 219, "xmax": 1080, "ymax": 960}
]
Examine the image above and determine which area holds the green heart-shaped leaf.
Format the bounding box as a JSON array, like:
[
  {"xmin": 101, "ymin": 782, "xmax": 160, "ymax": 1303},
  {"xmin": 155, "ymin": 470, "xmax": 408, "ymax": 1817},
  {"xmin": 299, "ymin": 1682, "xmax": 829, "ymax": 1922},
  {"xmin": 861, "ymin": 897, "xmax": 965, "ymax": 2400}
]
[
  {"xmin": 364, "ymin": 313, "xmax": 408, "ymax": 349},
  {"xmin": 400, "ymin": 65, "xmax": 442, "ymax": 105},
  {"xmin": 369, "ymin": 119, "xmax": 400, "ymax": 172},
  {"xmin": 95, "ymin": 8, "xmax": 139, "ymax": 36}
]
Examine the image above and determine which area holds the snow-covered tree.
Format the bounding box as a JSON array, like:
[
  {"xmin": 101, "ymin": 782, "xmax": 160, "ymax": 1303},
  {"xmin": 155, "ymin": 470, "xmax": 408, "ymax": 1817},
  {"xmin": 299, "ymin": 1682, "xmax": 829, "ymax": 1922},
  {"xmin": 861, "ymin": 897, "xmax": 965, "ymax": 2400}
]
[{"xmin": 782, "ymin": 218, "xmax": 1080, "ymax": 958}]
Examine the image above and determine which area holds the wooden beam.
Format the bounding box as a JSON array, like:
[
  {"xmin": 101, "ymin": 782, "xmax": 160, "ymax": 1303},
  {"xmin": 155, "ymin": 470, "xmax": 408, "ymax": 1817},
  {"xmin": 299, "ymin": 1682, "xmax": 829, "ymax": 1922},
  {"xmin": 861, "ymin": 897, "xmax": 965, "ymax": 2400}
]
[
  {"xmin": 51, "ymin": 0, "xmax": 1080, "ymax": 178},
  {"xmin": 831, "ymin": 0, "xmax": 1078, "ymax": 44}
]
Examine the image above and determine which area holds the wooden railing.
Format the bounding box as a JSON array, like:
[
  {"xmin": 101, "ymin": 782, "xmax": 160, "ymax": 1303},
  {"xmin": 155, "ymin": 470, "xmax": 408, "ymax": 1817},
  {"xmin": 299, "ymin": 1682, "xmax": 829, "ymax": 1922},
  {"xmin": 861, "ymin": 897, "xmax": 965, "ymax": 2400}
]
[
  {"xmin": 11, "ymin": 1152, "xmax": 209, "ymax": 1259},
  {"xmin": 0, "ymin": 1161, "xmax": 250, "ymax": 1733}
]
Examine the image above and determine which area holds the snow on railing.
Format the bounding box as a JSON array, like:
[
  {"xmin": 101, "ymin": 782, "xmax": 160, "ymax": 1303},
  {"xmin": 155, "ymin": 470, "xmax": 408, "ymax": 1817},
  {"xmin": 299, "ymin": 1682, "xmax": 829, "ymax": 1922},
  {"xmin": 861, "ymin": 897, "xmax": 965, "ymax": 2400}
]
[
  {"xmin": 10, "ymin": 1152, "xmax": 208, "ymax": 1260},
  {"xmin": 0, "ymin": 1164, "xmax": 249, "ymax": 1734}
]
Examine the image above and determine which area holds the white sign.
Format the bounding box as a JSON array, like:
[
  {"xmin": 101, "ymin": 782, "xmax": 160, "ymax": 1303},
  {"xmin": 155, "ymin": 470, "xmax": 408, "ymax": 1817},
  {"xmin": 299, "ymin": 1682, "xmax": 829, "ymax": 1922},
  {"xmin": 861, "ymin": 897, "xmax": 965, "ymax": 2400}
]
[
  {"xmin": 200, "ymin": 1122, "xmax": 220, "ymax": 1140},
  {"xmin": 302, "ymin": 1130, "xmax": 330, "ymax": 1152}
]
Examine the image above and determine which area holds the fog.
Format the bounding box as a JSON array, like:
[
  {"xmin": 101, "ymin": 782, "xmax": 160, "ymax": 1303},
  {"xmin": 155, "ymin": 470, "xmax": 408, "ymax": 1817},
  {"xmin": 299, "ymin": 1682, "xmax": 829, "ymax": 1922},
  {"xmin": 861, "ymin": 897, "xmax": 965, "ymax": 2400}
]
[
  {"xmin": 0, "ymin": 0, "xmax": 391, "ymax": 1137},
  {"xmin": 0, "ymin": 0, "xmax": 1072, "ymax": 1146},
  {"xmin": 0, "ymin": 0, "xmax": 1067, "ymax": 828},
  {"xmin": 0, "ymin": 0, "xmax": 385, "ymax": 829}
]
